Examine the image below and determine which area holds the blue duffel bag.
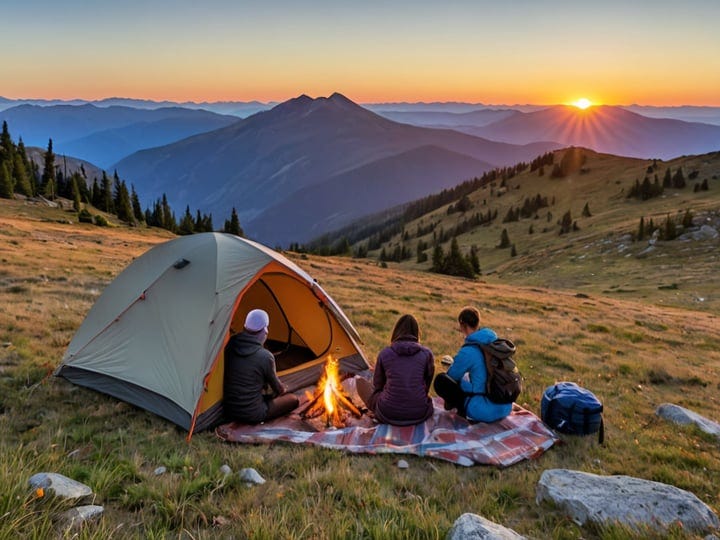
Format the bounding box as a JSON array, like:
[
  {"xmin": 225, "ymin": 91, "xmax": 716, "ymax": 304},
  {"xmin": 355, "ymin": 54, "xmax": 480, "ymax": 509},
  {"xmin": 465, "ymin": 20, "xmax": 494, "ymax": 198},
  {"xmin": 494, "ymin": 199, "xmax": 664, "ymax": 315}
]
[{"xmin": 541, "ymin": 382, "xmax": 604, "ymax": 443}]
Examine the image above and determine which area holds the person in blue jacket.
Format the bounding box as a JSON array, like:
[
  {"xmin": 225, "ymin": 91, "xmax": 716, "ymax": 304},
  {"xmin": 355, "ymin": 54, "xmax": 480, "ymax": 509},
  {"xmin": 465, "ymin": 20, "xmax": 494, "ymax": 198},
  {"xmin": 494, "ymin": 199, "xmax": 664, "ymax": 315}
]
[{"xmin": 433, "ymin": 306, "xmax": 512, "ymax": 422}]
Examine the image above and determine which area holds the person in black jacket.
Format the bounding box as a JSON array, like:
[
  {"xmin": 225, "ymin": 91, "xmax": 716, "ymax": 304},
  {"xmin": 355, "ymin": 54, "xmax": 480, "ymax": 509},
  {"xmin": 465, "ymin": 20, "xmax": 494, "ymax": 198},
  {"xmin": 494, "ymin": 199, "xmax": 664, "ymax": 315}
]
[{"xmin": 223, "ymin": 309, "xmax": 299, "ymax": 423}]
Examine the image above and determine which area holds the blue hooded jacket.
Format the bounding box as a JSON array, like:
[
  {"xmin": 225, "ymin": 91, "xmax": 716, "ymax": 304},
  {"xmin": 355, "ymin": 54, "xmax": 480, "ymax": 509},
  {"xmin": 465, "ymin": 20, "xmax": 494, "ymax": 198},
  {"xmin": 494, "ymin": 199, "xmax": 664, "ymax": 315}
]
[{"xmin": 446, "ymin": 327, "xmax": 512, "ymax": 422}]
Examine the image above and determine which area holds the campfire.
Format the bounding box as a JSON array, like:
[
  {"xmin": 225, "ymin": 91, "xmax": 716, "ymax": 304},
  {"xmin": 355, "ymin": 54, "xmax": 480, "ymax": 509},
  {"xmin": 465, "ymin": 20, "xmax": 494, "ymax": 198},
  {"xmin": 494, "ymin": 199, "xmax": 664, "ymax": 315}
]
[{"xmin": 300, "ymin": 355, "xmax": 362, "ymax": 428}]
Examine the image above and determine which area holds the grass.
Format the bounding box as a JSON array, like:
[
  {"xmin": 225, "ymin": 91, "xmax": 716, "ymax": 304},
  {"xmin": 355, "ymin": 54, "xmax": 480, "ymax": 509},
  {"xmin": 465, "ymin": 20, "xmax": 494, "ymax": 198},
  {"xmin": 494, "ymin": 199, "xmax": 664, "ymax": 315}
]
[{"xmin": 1, "ymin": 198, "xmax": 720, "ymax": 538}]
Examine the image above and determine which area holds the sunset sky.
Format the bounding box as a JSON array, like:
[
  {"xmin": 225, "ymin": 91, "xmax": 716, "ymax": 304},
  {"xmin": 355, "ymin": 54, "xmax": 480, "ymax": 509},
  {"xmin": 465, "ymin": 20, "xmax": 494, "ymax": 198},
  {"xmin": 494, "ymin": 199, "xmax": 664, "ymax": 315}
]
[{"xmin": 3, "ymin": 0, "xmax": 719, "ymax": 106}]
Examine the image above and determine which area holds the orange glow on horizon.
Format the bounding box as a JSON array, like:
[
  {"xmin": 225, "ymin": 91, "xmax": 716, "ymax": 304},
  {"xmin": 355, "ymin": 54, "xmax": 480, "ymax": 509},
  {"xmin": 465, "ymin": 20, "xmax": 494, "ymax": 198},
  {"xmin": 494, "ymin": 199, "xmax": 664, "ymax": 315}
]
[{"xmin": 572, "ymin": 98, "xmax": 593, "ymax": 109}]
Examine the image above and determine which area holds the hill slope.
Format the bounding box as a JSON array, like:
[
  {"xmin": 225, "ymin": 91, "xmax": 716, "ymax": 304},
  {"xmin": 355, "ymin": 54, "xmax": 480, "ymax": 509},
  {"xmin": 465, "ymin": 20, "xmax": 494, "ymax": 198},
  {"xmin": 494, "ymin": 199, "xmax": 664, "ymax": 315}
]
[
  {"xmin": 335, "ymin": 148, "xmax": 720, "ymax": 312},
  {"xmin": 0, "ymin": 197, "xmax": 718, "ymax": 538},
  {"xmin": 249, "ymin": 145, "xmax": 494, "ymax": 244},
  {"xmin": 112, "ymin": 93, "xmax": 559, "ymax": 244}
]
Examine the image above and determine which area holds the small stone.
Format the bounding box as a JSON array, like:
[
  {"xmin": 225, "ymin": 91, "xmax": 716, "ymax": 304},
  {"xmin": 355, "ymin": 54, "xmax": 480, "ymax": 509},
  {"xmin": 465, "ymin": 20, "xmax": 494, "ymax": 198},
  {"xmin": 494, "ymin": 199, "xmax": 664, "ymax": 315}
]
[
  {"xmin": 447, "ymin": 513, "xmax": 526, "ymax": 539},
  {"xmin": 57, "ymin": 505, "xmax": 104, "ymax": 531},
  {"xmin": 656, "ymin": 403, "xmax": 720, "ymax": 439},
  {"xmin": 397, "ymin": 459, "xmax": 409, "ymax": 469},
  {"xmin": 154, "ymin": 466, "xmax": 167, "ymax": 476},
  {"xmin": 219, "ymin": 464, "xmax": 232, "ymax": 476},
  {"xmin": 239, "ymin": 468, "xmax": 265, "ymax": 485}
]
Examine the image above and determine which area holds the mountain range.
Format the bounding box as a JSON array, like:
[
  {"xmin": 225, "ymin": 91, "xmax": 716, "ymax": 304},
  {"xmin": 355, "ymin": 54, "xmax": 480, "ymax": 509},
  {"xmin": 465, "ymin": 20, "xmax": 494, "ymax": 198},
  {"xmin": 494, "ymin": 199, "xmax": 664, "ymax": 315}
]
[
  {"xmin": 460, "ymin": 105, "xmax": 720, "ymax": 160},
  {"xmin": 112, "ymin": 93, "xmax": 559, "ymax": 245},
  {"xmin": 0, "ymin": 104, "xmax": 238, "ymax": 167},
  {"xmin": 3, "ymin": 92, "xmax": 720, "ymax": 247}
]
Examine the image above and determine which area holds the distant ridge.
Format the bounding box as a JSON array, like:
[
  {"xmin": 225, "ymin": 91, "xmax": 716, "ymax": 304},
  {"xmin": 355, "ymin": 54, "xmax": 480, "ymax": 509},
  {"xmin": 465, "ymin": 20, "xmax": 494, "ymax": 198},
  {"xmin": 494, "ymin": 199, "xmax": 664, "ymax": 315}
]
[
  {"xmin": 112, "ymin": 92, "xmax": 560, "ymax": 246},
  {"xmin": 467, "ymin": 105, "xmax": 720, "ymax": 159}
]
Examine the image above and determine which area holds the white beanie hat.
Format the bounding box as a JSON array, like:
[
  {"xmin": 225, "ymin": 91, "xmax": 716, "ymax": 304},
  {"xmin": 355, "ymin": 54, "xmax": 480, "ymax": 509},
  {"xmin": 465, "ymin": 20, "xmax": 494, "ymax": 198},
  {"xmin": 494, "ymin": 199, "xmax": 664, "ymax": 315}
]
[{"xmin": 244, "ymin": 309, "xmax": 269, "ymax": 333}]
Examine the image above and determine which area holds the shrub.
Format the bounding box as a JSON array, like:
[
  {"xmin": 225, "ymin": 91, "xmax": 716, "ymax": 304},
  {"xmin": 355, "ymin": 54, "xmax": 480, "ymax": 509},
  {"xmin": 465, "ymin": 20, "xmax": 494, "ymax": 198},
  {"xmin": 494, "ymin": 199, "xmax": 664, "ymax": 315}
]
[
  {"xmin": 78, "ymin": 208, "xmax": 93, "ymax": 223},
  {"xmin": 94, "ymin": 215, "xmax": 109, "ymax": 227}
]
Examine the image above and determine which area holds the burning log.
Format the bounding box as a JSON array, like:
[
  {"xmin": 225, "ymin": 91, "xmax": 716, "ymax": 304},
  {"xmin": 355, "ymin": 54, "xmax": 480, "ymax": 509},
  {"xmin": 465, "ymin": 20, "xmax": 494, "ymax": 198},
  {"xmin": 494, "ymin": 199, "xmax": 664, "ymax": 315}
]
[{"xmin": 300, "ymin": 355, "xmax": 362, "ymax": 428}]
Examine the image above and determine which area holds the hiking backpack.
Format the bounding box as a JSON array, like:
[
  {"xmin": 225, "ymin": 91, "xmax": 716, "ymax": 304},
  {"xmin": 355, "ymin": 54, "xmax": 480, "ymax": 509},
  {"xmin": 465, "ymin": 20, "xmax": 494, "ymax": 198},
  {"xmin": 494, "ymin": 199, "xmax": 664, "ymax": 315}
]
[
  {"xmin": 541, "ymin": 382, "xmax": 604, "ymax": 443},
  {"xmin": 477, "ymin": 338, "xmax": 523, "ymax": 404}
]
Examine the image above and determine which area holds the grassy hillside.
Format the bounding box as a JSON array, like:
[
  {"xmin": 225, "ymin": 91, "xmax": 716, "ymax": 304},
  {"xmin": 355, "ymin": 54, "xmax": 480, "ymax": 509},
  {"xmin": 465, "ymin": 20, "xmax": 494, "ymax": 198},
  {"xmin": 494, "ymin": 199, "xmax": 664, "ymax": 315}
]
[
  {"xmin": 357, "ymin": 148, "xmax": 720, "ymax": 314},
  {"xmin": 1, "ymin": 197, "xmax": 719, "ymax": 538}
]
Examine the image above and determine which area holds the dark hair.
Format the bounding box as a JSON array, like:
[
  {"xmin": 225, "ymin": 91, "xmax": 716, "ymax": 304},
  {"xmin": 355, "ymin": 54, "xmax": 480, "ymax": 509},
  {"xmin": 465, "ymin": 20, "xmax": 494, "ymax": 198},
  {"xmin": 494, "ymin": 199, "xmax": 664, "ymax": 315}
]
[
  {"xmin": 458, "ymin": 306, "xmax": 480, "ymax": 330},
  {"xmin": 391, "ymin": 314, "xmax": 420, "ymax": 342}
]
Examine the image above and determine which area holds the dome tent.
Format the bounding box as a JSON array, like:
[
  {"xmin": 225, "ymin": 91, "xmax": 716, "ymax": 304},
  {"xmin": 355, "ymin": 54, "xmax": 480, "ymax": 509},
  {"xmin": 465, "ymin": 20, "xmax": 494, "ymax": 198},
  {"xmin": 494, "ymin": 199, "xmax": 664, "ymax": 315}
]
[{"xmin": 56, "ymin": 233, "xmax": 368, "ymax": 435}]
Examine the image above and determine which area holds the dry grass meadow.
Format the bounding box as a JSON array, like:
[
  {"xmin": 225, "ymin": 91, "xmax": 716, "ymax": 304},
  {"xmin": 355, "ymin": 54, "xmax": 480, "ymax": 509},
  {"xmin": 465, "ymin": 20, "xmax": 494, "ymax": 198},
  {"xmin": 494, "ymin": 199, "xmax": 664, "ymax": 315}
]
[{"xmin": 1, "ymin": 195, "xmax": 720, "ymax": 539}]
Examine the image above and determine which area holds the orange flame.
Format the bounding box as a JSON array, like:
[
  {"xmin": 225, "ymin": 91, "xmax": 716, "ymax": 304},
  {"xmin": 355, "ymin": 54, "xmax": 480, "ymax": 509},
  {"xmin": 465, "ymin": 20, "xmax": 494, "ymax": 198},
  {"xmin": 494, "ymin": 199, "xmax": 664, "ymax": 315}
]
[{"xmin": 302, "ymin": 355, "xmax": 361, "ymax": 427}]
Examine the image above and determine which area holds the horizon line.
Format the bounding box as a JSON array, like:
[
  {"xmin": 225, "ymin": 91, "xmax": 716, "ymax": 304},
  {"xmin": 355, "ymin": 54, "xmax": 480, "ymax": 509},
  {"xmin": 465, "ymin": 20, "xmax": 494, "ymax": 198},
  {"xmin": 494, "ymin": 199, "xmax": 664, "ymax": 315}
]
[{"xmin": 2, "ymin": 94, "xmax": 720, "ymax": 109}]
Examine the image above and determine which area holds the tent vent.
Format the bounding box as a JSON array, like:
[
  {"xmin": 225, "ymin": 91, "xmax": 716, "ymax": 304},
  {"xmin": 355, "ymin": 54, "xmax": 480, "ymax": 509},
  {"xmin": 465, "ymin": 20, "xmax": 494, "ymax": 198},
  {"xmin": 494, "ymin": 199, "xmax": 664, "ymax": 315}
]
[{"xmin": 173, "ymin": 258, "xmax": 190, "ymax": 269}]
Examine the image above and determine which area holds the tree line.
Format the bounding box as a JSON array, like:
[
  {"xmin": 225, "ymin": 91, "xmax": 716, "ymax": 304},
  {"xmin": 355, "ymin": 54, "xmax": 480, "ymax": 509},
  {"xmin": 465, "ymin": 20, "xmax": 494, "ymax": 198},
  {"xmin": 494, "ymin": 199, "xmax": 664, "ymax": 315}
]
[{"xmin": 0, "ymin": 121, "xmax": 243, "ymax": 236}]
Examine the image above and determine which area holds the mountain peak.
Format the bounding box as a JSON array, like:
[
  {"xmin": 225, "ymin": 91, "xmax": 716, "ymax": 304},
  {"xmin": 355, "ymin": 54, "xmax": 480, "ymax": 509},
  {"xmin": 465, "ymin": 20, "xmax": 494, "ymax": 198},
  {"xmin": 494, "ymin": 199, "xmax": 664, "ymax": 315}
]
[{"xmin": 328, "ymin": 92, "xmax": 354, "ymax": 104}]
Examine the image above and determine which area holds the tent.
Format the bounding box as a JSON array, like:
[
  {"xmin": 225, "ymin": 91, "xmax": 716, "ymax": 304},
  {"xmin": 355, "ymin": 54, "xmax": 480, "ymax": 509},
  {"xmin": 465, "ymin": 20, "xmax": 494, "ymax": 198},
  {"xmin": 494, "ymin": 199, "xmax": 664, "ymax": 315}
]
[{"xmin": 56, "ymin": 232, "xmax": 369, "ymax": 434}]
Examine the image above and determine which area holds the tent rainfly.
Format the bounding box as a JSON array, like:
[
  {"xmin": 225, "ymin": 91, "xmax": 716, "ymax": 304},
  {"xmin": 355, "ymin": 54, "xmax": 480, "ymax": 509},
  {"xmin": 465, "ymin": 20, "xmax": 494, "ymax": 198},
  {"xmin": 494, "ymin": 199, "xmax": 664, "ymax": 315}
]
[{"xmin": 56, "ymin": 233, "xmax": 369, "ymax": 435}]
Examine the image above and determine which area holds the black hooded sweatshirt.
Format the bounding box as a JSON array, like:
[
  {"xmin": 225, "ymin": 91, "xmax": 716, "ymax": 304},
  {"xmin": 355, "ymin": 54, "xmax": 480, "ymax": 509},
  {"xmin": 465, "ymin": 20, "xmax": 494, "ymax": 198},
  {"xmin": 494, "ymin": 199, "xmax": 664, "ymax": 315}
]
[{"xmin": 223, "ymin": 331, "xmax": 284, "ymax": 423}]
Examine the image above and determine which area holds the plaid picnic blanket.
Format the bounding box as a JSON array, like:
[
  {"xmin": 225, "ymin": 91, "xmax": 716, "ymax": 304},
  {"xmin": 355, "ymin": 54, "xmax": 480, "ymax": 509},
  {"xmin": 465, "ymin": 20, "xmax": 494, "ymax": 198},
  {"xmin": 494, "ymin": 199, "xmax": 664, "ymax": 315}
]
[{"xmin": 216, "ymin": 379, "xmax": 557, "ymax": 467}]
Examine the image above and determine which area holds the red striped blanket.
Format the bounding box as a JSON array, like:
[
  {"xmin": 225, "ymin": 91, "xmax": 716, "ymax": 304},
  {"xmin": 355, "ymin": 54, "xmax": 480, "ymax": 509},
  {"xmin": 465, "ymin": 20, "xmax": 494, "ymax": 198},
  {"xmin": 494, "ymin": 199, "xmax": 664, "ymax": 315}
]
[{"xmin": 216, "ymin": 388, "xmax": 557, "ymax": 467}]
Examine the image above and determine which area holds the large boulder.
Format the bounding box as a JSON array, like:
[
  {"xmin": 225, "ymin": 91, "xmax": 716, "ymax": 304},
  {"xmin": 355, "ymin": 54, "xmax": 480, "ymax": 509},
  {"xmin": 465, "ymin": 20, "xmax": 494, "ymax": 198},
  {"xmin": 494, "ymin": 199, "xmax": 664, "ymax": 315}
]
[
  {"xmin": 536, "ymin": 469, "xmax": 719, "ymax": 534},
  {"xmin": 28, "ymin": 472, "xmax": 93, "ymax": 502},
  {"xmin": 447, "ymin": 513, "xmax": 526, "ymax": 540},
  {"xmin": 656, "ymin": 403, "xmax": 720, "ymax": 439}
]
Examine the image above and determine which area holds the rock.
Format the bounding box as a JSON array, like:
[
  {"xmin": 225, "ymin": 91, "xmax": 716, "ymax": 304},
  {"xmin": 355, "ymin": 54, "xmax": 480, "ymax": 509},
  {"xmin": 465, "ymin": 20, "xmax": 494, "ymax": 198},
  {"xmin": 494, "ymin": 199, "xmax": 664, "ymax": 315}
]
[
  {"xmin": 56, "ymin": 505, "xmax": 104, "ymax": 531},
  {"xmin": 153, "ymin": 466, "xmax": 167, "ymax": 476},
  {"xmin": 239, "ymin": 468, "xmax": 266, "ymax": 485},
  {"xmin": 219, "ymin": 464, "xmax": 232, "ymax": 476},
  {"xmin": 636, "ymin": 245, "xmax": 656, "ymax": 258},
  {"xmin": 28, "ymin": 473, "xmax": 93, "ymax": 502},
  {"xmin": 697, "ymin": 225, "xmax": 719, "ymax": 240},
  {"xmin": 441, "ymin": 355, "xmax": 454, "ymax": 366},
  {"xmin": 656, "ymin": 403, "xmax": 720, "ymax": 438},
  {"xmin": 446, "ymin": 513, "xmax": 526, "ymax": 539},
  {"xmin": 397, "ymin": 459, "xmax": 409, "ymax": 469},
  {"xmin": 536, "ymin": 469, "xmax": 720, "ymax": 534}
]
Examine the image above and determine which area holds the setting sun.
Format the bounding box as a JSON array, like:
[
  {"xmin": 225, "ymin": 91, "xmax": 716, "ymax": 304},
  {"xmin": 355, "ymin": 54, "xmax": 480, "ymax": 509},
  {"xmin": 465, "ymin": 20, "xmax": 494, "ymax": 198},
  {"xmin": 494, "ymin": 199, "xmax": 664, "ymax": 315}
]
[{"xmin": 573, "ymin": 98, "xmax": 593, "ymax": 109}]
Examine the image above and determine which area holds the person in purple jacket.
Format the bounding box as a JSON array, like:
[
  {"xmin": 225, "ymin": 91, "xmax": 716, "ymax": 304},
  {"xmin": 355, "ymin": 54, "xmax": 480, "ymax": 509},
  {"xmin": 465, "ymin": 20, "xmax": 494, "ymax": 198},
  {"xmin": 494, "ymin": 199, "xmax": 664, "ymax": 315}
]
[
  {"xmin": 433, "ymin": 306, "xmax": 512, "ymax": 423},
  {"xmin": 356, "ymin": 314, "xmax": 435, "ymax": 426}
]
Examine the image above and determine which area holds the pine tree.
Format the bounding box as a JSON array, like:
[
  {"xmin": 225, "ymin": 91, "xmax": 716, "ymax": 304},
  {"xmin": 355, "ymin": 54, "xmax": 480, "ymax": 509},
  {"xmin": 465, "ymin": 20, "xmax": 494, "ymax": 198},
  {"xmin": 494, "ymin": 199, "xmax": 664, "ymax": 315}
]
[
  {"xmin": 0, "ymin": 121, "xmax": 13, "ymax": 165},
  {"xmin": 41, "ymin": 139, "xmax": 56, "ymax": 199},
  {"xmin": 16, "ymin": 139, "xmax": 36, "ymax": 196},
  {"xmin": 581, "ymin": 202, "xmax": 591, "ymax": 217},
  {"xmin": 681, "ymin": 209, "xmax": 693, "ymax": 229},
  {"xmin": 468, "ymin": 245, "xmax": 480, "ymax": 274},
  {"xmin": 91, "ymin": 179, "xmax": 100, "ymax": 207},
  {"xmin": 115, "ymin": 181, "xmax": 134, "ymax": 224},
  {"xmin": 663, "ymin": 168, "xmax": 672, "ymax": 188},
  {"xmin": 224, "ymin": 207, "xmax": 243, "ymax": 236},
  {"xmin": 559, "ymin": 210, "xmax": 573, "ymax": 235},
  {"xmin": 497, "ymin": 228, "xmax": 511, "ymax": 248},
  {"xmin": 510, "ymin": 244, "xmax": 517, "ymax": 257},
  {"xmin": 178, "ymin": 205, "xmax": 195, "ymax": 235},
  {"xmin": 637, "ymin": 216, "xmax": 645, "ymax": 241},
  {"xmin": 160, "ymin": 194, "xmax": 176, "ymax": 231},
  {"xmin": 431, "ymin": 244, "xmax": 445, "ymax": 272},
  {"xmin": 663, "ymin": 214, "xmax": 677, "ymax": 240},
  {"xmin": 101, "ymin": 172, "xmax": 113, "ymax": 213},
  {"xmin": 202, "ymin": 213, "xmax": 214, "ymax": 232},
  {"xmin": 70, "ymin": 173, "xmax": 82, "ymax": 212},
  {"xmin": 12, "ymin": 153, "xmax": 32, "ymax": 196},
  {"xmin": 130, "ymin": 184, "xmax": 144, "ymax": 223},
  {"xmin": 672, "ymin": 167, "xmax": 686, "ymax": 189},
  {"xmin": 0, "ymin": 162, "xmax": 14, "ymax": 198}
]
